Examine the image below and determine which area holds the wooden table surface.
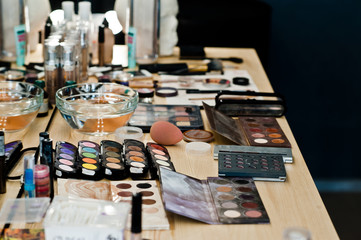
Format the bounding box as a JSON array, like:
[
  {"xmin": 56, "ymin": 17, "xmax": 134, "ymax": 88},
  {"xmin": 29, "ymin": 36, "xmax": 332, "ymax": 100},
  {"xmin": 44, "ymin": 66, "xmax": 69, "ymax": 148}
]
[{"xmin": 0, "ymin": 47, "xmax": 339, "ymax": 239}]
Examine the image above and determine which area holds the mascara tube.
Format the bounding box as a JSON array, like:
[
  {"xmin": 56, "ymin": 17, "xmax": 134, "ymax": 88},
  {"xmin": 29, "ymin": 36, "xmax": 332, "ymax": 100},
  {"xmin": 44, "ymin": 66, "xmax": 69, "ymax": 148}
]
[
  {"xmin": 0, "ymin": 131, "xmax": 6, "ymax": 194},
  {"xmin": 42, "ymin": 138, "xmax": 54, "ymax": 199},
  {"xmin": 39, "ymin": 131, "xmax": 49, "ymax": 164},
  {"xmin": 24, "ymin": 155, "xmax": 35, "ymax": 198},
  {"xmin": 131, "ymin": 192, "xmax": 142, "ymax": 240}
]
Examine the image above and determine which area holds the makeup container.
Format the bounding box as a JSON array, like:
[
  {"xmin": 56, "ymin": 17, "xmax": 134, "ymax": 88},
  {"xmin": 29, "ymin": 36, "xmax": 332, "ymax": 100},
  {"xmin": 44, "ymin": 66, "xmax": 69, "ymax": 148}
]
[
  {"xmin": 213, "ymin": 145, "xmax": 293, "ymax": 163},
  {"xmin": 35, "ymin": 164, "xmax": 50, "ymax": 197},
  {"xmin": 218, "ymin": 152, "xmax": 287, "ymax": 182},
  {"xmin": 185, "ymin": 142, "xmax": 211, "ymax": 155},
  {"xmin": 160, "ymin": 168, "xmax": 269, "ymax": 224},
  {"xmin": 98, "ymin": 24, "xmax": 105, "ymax": 66},
  {"xmin": 146, "ymin": 142, "xmax": 175, "ymax": 179},
  {"xmin": 100, "ymin": 140, "xmax": 127, "ymax": 180},
  {"xmin": 61, "ymin": 42, "xmax": 76, "ymax": 86},
  {"xmin": 44, "ymin": 40, "xmax": 61, "ymax": 104},
  {"xmin": 78, "ymin": 141, "xmax": 103, "ymax": 180},
  {"xmin": 129, "ymin": 104, "xmax": 204, "ymax": 132},
  {"xmin": 42, "ymin": 138, "xmax": 54, "ymax": 198},
  {"xmin": 204, "ymin": 102, "xmax": 291, "ymax": 148},
  {"xmin": 4, "ymin": 140, "xmax": 23, "ymax": 175},
  {"xmin": 24, "ymin": 155, "xmax": 35, "ymax": 198},
  {"xmin": 0, "ymin": 131, "xmax": 6, "ymax": 194},
  {"xmin": 131, "ymin": 193, "xmax": 142, "ymax": 240},
  {"xmin": 183, "ymin": 129, "xmax": 214, "ymax": 142},
  {"xmin": 54, "ymin": 141, "xmax": 78, "ymax": 179},
  {"xmin": 123, "ymin": 139, "xmax": 149, "ymax": 179},
  {"xmin": 4, "ymin": 70, "xmax": 25, "ymax": 82},
  {"xmin": 137, "ymin": 88, "xmax": 154, "ymax": 104},
  {"xmin": 115, "ymin": 126, "xmax": 144, "ymax": 144}
]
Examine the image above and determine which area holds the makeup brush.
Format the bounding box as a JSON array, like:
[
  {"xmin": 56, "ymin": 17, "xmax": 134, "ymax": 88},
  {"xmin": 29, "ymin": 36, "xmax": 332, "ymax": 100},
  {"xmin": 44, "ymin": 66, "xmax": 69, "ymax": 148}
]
[{"xmin": 131, "ymin": 192, "xmax": 142, "ymax": 240}]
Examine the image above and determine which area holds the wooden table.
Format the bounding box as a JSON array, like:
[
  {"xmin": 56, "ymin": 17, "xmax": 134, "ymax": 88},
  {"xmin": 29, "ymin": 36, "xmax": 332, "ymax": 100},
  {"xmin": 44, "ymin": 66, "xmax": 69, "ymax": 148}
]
[{"xmin": 1, "ymin": 47, "xmax": 339, "ymax": 239}]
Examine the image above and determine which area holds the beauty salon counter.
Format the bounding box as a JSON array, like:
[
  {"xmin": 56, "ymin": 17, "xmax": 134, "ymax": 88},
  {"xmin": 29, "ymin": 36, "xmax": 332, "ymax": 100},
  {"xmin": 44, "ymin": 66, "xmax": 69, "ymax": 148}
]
[{"xmin": 0, "ymin": 47, "xmax": 339, "ymax": 239}]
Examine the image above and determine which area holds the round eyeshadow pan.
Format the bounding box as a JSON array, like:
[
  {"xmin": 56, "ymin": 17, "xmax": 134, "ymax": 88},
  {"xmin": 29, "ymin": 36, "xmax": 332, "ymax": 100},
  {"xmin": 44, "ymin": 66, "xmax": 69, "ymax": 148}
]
[
  {"xmin": 152, "ymin": 149, "xmax": 165, "ymax": 155},
  {"xmin": 128, "ymin": 146, "xmax": 142, "ymax": 151},
  {"xmin": 156, "ymin": 160, "xmax": 170, "ymax": 167},
  {"xmin": 224, "ymin": 210, "xmax": 241, "ymax": 218},
  {"xmin": 239, "ymin": 194, "xmax": 255, "ymax": 200},
  {"xmin": 116, "ymin": 183, "xmax": 132, "ymax": 189},
  {"xmin": 59, "ymin": 164, "xmax": 73, "ymax": 172},
  {"xmin": 272, "ymin": 139, "xmax": 285, "ymax": 144},
  {"xmin": 266, "ymin": 128, "xmax": 279, "ymax": 133},
  {"xmin": 140, "ymin": 191, "xmax": 154, "ymax": 197},
  {"xmin": 117, "ymin": 191, "xmax": 133, "ymax": 197},
  {"xmin": 217, "ymin": 194, "xmax": 235, "ymax": 201},
  {"xmin": 59, "ymin": 159, "xmax": 74, "ymax": 166},
  {"xmin": 215, "ymin": 179, "xmax": 229, "ymax": 185},
  {"xmin": 251, "ymin": 133, "xmax": 265, "ymax": 138},
  {"xmin": 216, "ymin": 186, "xmax": 232, "ymax": 192},
  {"xmin": 249, "ymin": 128, "xmax": 262, "ymax": 133},
  {"xmin": 242, "ymin": 202, "xmax": 259, "ymax": 209},
  {"xmin": 82, "ymin": 152, "xmax": 96, "ymax": 158},
  {"xmin": 106, "ymin": 163, "xmax": 122, "ymax": 169},
  {"xmin": 137, "ymin": 183, "xmax": 152, "ymax": 189},
  {"xmin": 237, "ymin": 187, "xmax": 253, "ymax": 192},
  {"xmin": 106, "ymin": 157, "xmax": 121, "ymax": 163},
  {"xmin": 106, "ymin": 152, "xmax": 121, "ymax": 158},
  {"xmin": 221, "ymin": 202, "xmax": 238, "ymax": 209},
  {"xmin": 59, "ymin": 153, "xmax": 73, "ymax": 160},
  {"xmin": 268, "ymin": 133, "xmax": 282, "ymax": 138},
  {"xmin": 82, "ymin": 158, "xmax": 97, "ymax": 164},
  {"xmin": 82, "ymin": 142, "xmax": 96, "ymax": 148},
  {"xmin": 142, "ymin": 199, "xmax": 156, "ymax": 205},
  {"xmin": 60, "ymin": 148, "xmax": 74, "ymax": 155},
  {"xmin": 155, "ymin": 155, "xmax": 168, "ymax": 161},
  {"xmin": 82, "ymin": 163, "xmax": 97, "ymax": 170},
  {"xmin": 234, "ymin": 179, "xmax": 249, "ymax": 185},
  {"xmin": 245, "ymin": 210, "xmax": 262, "ymax": 218},
  {"xmin": 254, "ymin": 139, "xmax": 268, "ymax": 144}
]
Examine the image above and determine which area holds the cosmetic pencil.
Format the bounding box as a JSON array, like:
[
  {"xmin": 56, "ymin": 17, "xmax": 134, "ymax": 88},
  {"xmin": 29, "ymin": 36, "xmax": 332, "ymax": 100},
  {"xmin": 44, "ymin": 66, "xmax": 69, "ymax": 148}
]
[
  {"xmin": 131, "ymin": 192, "xmax": 142, "ymax": 240},
  {"xmin": 0, "ymin": 131, "xmax": 6, "ymax": 194}
]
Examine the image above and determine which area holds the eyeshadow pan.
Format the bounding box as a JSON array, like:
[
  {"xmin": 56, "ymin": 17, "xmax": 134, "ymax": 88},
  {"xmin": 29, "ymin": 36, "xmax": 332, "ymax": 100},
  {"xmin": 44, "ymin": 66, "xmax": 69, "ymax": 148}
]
[
  {"xmin": 266, "ymin": 128, "xmax": 278, "ymax": 133},
  {"xmin": 216, "ymin": 186, "xmax": 232, "ymax": 192},
  {"xmin": 236, "ymin": 187, "xmax": 253, "ymax": 192},
  {"xmin": 107, "ymin": 163, "xmax": 122, "ymax": 169},
  {"xmin": 234, "ymin": 180, "xmax": 249, "ymax": 185},
  {"xmin": 152, "ymin": 149, "xmax": 165, "ymax": 155},
  {"xmin": 143, "ymin": 199, "xmax": 156, "ymax": 205},
  {"xmin": 251, "ymin": 133, "xmax": 265, "ymax": 138},
  {"xmin": 128, "ymin": 146, "xmax": 142, "ymax": 151},
  {"xmin": 245, "ymin": 210, "xmax": 262, "ymax": 218},
  {"xmin": 137, "ymin": 183, "xmax": 152, "ymax": 189},
  {"xmin": 82, "ymin": 147, "xmax": 97, "ymax": 153},
  {"xmin": 82, "ymin": 158, "xmax": 97, "ymax": 164},
  {"xmin": 82, "ymin": 142, "xmax": 96, "ymax": 148},
  {"xmin": 130, "ymin": 156, "xmax": 145, "ymax": 162},
  {"xmin": 224, "ymin": 210, "xmax": 241, "ymax": 218},
  {"xmin": 59, "ymin": 153, "xmax": 73, "ymax": 160},
  {"xmin": 59, "ymin": 159, "xmax": 74, "ymax": 166},
  {"xmin": 268, "ymin": 133, "xmax": 282, "ymax": 138},
  {"xmin": 61, "ymin": 143, "xmax": 76, "ymax": 149},
  {"xmin": 239, "ymin": 194, "xmax": 255, "ymax": 200},
  {"xmin": 217, "ymin": 194, "xmax": 235, "ymax": 201},
  {"xmin": 59, "ymin": 165, "xmax": 73, "ymax": 172},
  {"xmin": 82, "ymin": 152, "xmax": 96, "ymax": 158},
  {"xmin": 106, "ymin": 157, "xmax": 121, "ymax": 163},
  {"xmin": 82, "ymin": 163, "xmax": 97, "ymax": 170},
  {"xmin": 128, "ymin": 151, "xmax": 144, "ymax": 157},
  {"xmin": 116, "ymin": 183, "xmax": 132, "ymax": 189},
  {"xmin": 221, "ymin": 202, "xmax": 238, "ymax": 208},
  {"xmin": 140, "ymin": 191, "xmax": 154, "ymax": 197},
  {"xmin": 150, "ymin": 144, "xmax": 166, "ymax": 151},
  {"xmin": 254, "ymin": 139, "xmax": 268, "ymax": 144},
  {"xmin": 131, "ymin": 162, "xmax": 145, "ymax": 168},
  {"xmin": 143, "ymin": 207, "xmax": 159, "ymax": 214},
  {"xmin": 60, "ymin": 148, "xmax": 74, "ymax": 155},
  {"xmin": 106, "ymin": 152, "xmax": 121, "ymax": 158},
  {"xmin": 155, "ymin": 155, "xmax": 168, "ymax": 161},
  {"xmin": 241, "ymin": 202, "xmax": 259, "ymax": 209},
  {"xmin": 117, "ymin": 191, "xmax": 133, "ymax": 197},
  {"xmin": 156, "ymin": 160, "xmax": 170, "ymax": 167},
  {"xmin": 272, "ymin": 139, "xmax": 285, "ymax": 144},
  {"xmin": 215, "ymin": 179, "xmax": 229, "ymax": 185},
  {"xmin": 106, "ymin": 146, "xmax": 119, "ymax": 152}
]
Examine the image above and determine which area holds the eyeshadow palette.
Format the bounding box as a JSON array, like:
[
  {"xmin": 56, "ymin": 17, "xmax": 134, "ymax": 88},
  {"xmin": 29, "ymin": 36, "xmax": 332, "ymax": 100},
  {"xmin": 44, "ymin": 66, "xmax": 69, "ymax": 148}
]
[
  {"xmin": 160, "ymin": 167, "xmax": 269, "ymax": 224},
  {"xmin": 213, "ymin": 145, "xmax": 293, "ymax": 163},
  {"xmin": 128, "ymin": 104, "xmax": 204, "ymax": 132},
  {"xmin": 78, "ymin": 141, "xmax": 102, "ymax": 180},
  {"xmin": 204, "ymin": 102, "xmax": 291, "ymax": 148},
  {"xmin": 123, "ymin": 139, "xmax": 149, "ymax": 179},
  {"xmin": 4, "ymin": 140, "xmax": 23, "ymax": 175},
  {"xmin": 54, "ymin": 141, "xmax": 78, "ymax": 179},
  {"xmin": 218, "ymin": 152, "xmax": 286, "ymax": 182},
  {"xmin": 112, "ymin": 180, "xmax": 170, "ymax": 230},
  {"xmin": 101, "ymin": 140, "xmax": 127, "ymax": 180},
  {"xmin": 146, "ymin": 142, "xmax": 175, "ymax": 179},
  {"xmin": 57, "ymin": 178, "xmax": 170, "ymax": 230}
]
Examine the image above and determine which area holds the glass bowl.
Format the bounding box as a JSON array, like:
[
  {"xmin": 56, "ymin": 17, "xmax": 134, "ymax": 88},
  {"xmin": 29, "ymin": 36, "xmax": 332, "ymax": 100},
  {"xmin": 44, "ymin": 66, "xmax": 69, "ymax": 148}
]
[
  {"xmin": 56, "ymin": 83, "xmax": 138, "ymax": 136},
  {"xmin": 0, "ymin": 81, "xmax": 44, "ymax": 132}
]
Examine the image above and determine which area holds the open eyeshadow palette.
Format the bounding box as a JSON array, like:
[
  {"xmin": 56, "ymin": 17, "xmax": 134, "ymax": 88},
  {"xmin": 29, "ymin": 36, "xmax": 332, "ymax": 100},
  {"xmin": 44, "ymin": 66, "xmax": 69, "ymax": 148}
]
[
  {"xmin": 128, "ymin": 104, "xmax": 204, "ymax": 132},
  {"xmin": 159, "ymin": 167, "xmax": 269, "ymax": 224},
  {"xmin": 218, "ymin": 152, "xmax": 286, "ymax": 182},
  {"xmin": 203, "ymin": 102, "xmax": 291, "ymax": 148},
  {"xmin": 57, "ymin": 179, "xmax": 169, "ymax": 230},
  {"xmin": 54, "ymin": 140, "xmax": 175, "ymax": 181}
]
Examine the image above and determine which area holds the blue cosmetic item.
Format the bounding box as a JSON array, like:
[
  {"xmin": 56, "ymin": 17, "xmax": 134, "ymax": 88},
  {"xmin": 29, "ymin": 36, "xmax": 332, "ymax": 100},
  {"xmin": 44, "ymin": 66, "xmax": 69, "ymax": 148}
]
[{"xmin": 24, "ymin": 156, "xmax": 35, "ymax": 198}]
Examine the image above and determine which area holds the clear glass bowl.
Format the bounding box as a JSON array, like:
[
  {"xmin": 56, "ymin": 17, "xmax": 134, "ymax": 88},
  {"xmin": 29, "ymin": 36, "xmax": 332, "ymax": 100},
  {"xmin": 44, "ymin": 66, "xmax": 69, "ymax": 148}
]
[
  {"xmin": 0, "ymin": 81, "xmax": 44, "ymax": 132},
  {"xmin": 56, "ymin": 83, "xmax": 139, "ymax": 136}
]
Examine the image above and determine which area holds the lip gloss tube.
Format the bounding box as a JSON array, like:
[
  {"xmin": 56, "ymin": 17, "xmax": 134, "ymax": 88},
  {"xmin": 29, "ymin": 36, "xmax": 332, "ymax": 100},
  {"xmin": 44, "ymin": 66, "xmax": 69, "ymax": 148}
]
[{"xmin": 24, "ymin": 155, "xmax": 35, "ymax": 198}]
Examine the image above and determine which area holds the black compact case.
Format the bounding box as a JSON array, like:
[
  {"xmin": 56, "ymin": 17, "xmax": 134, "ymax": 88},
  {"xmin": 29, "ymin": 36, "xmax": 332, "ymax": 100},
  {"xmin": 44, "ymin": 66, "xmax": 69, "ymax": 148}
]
[
  {"xmin": 146, "ymin": 142, "xmax": 175, "ymax": 179},
  {"xmin": 123, "ymin": 139, "xmax": 149, "ymax": 179},
  {"xmin": 100, "ymin": 140, "xmax": 128, "ymax": 180},
  {"xmin": 215, "ymin": 91, "xmax": 286, "ymax": 117},
  {"xmin": 77, "ymin": 141, "xmax": 103, "ymax": 180},
  {"xmin": 4, "ymin": 140, "xmax": 23, "ymax": 175},
  {"xmin": 54, "ymin": 141, "xmax": 78, "ymax": 179}
]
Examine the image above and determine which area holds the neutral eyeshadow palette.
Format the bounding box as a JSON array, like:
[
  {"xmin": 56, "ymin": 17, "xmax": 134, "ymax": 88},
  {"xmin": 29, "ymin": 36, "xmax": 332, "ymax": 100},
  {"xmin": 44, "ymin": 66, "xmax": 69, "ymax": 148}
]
[
  {"xmin": 128, "ymin": 104, "xmax": 204, "ymax": 132},
  {"xmin": 160, "ymin": 167, "xmax": 269, "ymax": 224},
  {"xmin": 100, "ymin": 140, "xmax": 127, "ymax": 180},
  {"xmin": 218, "ymin": 152, "xmax": 286, "ymax": 182},
  {"xmin": 204, "ymin": 102, "xmax": 291, "ymax": 148},
  {"xmin": 146, "ymin": 142, "xmax": 175, "ymax": 179},
  {"xmin": 57, "ymin": 179, "xmax": 170, "ymax": 230},
  {"xmin": 123, "ymin": 139, "xmax": 149, "ymax": 179}
]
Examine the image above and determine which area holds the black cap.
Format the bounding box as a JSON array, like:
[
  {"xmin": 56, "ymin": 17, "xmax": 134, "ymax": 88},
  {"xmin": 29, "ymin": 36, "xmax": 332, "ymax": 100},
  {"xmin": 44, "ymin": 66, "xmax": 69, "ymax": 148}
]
[
  {"xmin": 131, "ymin": 192, "xmax": 142, "ymax": 233},
  {"xmin": 98, "ymin": 24, "xmax": 105, "ymax": 43}
]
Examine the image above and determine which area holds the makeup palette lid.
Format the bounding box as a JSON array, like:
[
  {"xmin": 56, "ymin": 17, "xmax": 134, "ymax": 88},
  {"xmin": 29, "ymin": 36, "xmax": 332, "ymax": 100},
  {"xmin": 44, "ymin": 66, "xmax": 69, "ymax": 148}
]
[
  {"xmin": 203, "ymin": 102, "xmax": 248, "ymax": 146},
  {"xmin": 115, "ymin": 126, "xmax": 144, "ymax": 144},
  {"xmin": 185, "ymin": 142, "xmax": 211, "ymax": 155}
]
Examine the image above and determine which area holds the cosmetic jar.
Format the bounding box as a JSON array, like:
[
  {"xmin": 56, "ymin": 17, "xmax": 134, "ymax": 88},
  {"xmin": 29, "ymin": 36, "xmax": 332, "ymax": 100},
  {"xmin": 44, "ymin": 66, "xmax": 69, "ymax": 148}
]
[
  {"xmin": 185, "ymin": 142, "xmax": 211, "ymax": 155},
  {"xmin": 115, "ymin": 126, "xmax": 144, "ymax": 143}
]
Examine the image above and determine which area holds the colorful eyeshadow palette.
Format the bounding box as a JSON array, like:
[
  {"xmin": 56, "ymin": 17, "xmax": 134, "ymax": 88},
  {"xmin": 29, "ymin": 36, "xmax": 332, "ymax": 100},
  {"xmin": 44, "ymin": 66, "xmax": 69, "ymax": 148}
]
[
  {"xmin": 123, "ymin": 139, "xmax": 149, "ymax": 179},
  {"xmin": 218, "ymin": 152, "xmax": 286, "ymax": 182},
  {"xmin": 112, "ymin": 180, "xmax": 170, "ymax": 230},
  {"xmin": 146, "ymin": 142, "xmax": 175, "ymax": 179},
  {"xmin": 129, "ymin": 104, "xmax": 204, "ymax": 132},
  {"xmin": 213, "ymin": 145, "xmax": 293, "ymax": 163},
  {"xmin": 204, "ymin": 102, "xmax": 291, "ymax": 148},
  {"xmin": 54, "ymin": 141, "xmax": 78, "ymax": 179},
  {"xmin": 57, "ymin": 178, "xmax": 169, "ymax": 230},
  {"xmin": 160, "ymin": 167, "xmax": 269, "ymax": 224},
  {"xmin": 101, "ymin": 140, "xmax": 127, "ymax": 180},
  {"xmin": 4, "ymin": 140, "xmax": 23, "ymax": 175},
  {"xmin": 78, "ymin": 141, "xmax": 102, "ymax": 180}
]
